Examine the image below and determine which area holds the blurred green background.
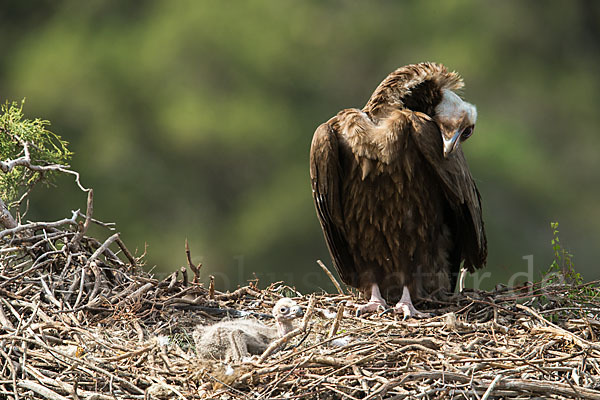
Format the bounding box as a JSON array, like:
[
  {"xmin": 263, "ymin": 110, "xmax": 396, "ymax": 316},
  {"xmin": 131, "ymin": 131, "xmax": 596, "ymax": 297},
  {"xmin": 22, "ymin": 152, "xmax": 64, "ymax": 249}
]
[{"xmin": 1, "ymin": 1, "xmax": 599, "ymax": 293}]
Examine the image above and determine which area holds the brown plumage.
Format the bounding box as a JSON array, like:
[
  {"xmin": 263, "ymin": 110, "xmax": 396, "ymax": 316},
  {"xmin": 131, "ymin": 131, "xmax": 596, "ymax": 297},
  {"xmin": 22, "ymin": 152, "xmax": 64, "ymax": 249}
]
[{"xmin": 310, "ymin": 62, "xmax": 486, "ymax": 317}]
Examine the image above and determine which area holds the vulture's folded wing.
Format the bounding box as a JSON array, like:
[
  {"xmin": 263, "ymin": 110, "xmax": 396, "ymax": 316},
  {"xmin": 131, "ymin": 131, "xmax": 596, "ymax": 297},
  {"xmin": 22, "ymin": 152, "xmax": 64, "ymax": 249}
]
[
  {"xmin": 309, "ymin": 123, "xmax": 359, "ymax": 287},
  {"xmin": 408, "ymin": 113, "xmax": 487, "ymax": 270}
]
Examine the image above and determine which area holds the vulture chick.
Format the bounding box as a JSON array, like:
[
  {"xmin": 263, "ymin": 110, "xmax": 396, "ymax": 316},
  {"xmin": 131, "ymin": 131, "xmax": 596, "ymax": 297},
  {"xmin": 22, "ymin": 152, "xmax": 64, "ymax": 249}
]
[
  {"xmin": 310, "ymin": 62, "xmax": 486, "ymax": 318},
  {"xmin": 193, "ymin": 298, "xmax": 303, "ymax": 363}
]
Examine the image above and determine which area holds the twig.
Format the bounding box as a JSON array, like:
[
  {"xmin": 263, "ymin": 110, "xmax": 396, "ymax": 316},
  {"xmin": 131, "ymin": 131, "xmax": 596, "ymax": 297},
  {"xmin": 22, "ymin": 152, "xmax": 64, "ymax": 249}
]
[
  {"xmin": 17, "ymin": 380, "xmax": 70, "ymax": 400},
  {"xmin": 0, "ymin": 211, "xmax": 79, "ymax": 240},
  {"xmin": 128, "ymin": 282, "xmax": 155, "ymax": 303},
  {"xmin": 208, "ymin": 275, "xmax": 215, "ymax": 299},
  {"xmin": 327, "ymin": 301, "xmax": 345, "ymax": 339},
  {"xmin": 180, "ymin": 266, "xmax": 188, "ymax": 287},
  {"xmin": 86, "ymin": 261, "xmax": 102, "ymax": 306},
  {"xmin": 317, "ymin": 260, "xmax": 344, "ymax": 295},
  {"xmin": 115, "ymin": 236, "xmax": 136, "ymax": 268},
  {"xmin": 481, "ymin": 374, "xmax": 502, "ymax": 400},
  {"xmin": 86, "ymin": 233, "xmax": 120, "ymax": 267},
  {"xmin": 214, "ymin": 286, "xmax": 261, "ymax": 301},
  {"xmin": 185, "ymin": 239, "xmax": 201, "ymax": 283},
  {"xmin": 300, "ymin": 294, "xmax": 316, "ymax": 331},
  {"xmin": 86, "ymin": 236, "xmax": 125, "ymax": 267},
  {"xmin": 39, "ymin": 276, "xmax": 61, "ymax": 309},
  {"xmin": 72, "ymin": 264, "xmax": 87, "ymax": 310},
  {"xmin": 100, "ymin": 343, "xmax": 156, "ymax": 362},
  {"xmin": 69, "ymin": 189, "xmax": 93, "ymax": 249},
  {"xmin": 75, "ymin": 210, "xmax": 115, "ymax": 229}
]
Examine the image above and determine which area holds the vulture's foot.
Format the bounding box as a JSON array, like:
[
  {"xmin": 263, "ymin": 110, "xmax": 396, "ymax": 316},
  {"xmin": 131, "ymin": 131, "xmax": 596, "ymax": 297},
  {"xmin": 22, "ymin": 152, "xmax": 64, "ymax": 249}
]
[
  {"xmin": 355, "ymin": 283, "xmax": 387, "ymax": 317},
  {"xmin": 393, "ymin": 301, "xmax": 430, "ymax": 320},
  {"xmin": 355, "ymin": 299, "xmax": 387, "ymax": 317},
  {"xmin": 393, "ymin": 286, "xmax": 431, "ymax": 320}
]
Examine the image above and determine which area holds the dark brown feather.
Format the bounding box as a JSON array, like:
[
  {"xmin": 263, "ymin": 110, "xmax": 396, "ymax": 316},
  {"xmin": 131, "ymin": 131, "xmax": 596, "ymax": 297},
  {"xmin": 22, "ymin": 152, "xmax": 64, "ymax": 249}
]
[
  {"xmin": 310, "ymin": 123, "xmax": 360, "ymax": 287},
  {"xmin": 310, "ymin": 62, "xmax": 486, "ymax": 302}
]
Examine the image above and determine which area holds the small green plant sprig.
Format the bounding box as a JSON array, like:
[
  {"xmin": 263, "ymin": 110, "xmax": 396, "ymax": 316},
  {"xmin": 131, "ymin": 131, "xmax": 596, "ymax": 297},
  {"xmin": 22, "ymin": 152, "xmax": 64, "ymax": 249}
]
[{"xmin": 545, "ymin": 221, "xmax": 581, "ymax": 286}]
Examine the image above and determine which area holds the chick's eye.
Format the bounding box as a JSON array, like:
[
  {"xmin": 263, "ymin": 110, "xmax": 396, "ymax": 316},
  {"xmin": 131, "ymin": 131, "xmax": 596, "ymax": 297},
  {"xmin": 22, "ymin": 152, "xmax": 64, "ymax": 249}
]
[
  {"xmin": 280, "ymin": 307, "xmax": 288, "ymax": 313},
  {"xmin": 461, "ymin": 125, "xmax": 474, "ymax": 140}
]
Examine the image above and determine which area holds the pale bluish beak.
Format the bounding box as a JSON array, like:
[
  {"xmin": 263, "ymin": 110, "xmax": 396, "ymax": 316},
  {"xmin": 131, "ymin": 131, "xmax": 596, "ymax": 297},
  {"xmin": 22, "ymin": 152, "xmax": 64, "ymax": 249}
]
[
  {"xmin": 293, "ymin": 306, "xmax": 304, "ymax": 318},
  {"xmin": 443, "ymin": 130, "xmax": 462, "ymax": 158}
]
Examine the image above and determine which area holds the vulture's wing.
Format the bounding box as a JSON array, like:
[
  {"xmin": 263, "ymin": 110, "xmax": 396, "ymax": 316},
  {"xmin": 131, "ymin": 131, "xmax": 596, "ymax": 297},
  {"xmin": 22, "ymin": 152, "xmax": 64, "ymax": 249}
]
[
  {"xmin": 409, "ymin": 113, "xmax": 487, "ymax": 271},
  {"xmin": 310, "ymin": 123, "xmax": 359, "ymax": 287}
]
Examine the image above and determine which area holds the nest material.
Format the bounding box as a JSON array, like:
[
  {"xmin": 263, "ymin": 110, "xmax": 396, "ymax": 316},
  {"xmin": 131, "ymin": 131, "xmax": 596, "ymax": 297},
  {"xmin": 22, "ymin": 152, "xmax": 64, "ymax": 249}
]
[{"xmin": 1, "ymin": 217, "xmax": 600, "ymax": 399}]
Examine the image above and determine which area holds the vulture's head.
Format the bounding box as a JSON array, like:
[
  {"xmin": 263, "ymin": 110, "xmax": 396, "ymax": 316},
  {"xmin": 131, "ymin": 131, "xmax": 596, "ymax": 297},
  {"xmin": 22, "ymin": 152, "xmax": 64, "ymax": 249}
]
[
  {"xmin": 434, "ymin": 89, "xmax": 477, "ymax": 158},
  {"xmin": 272, "ymin": 298, "xmax": 303, "ymax": 336}
]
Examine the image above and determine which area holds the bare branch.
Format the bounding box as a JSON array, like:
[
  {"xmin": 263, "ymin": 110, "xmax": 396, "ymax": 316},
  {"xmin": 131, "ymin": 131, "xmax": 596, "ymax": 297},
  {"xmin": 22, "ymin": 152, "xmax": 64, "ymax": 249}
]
[
  {"xmin": 74, "ymin": 210, "xmax": 116, "ymax": 229},
  {"xmin": 185, "ymin": 238, "xmax": 202, "ymax": 283},
  {"xmin": 1, "ymin": 137, "xmax": 89, "ymax": 192},
  {"xmin": 327, "ymin": 301, "xmax": 345, "ymax": 339},
  {"xmin": 69, "ymin": 189, "xmax": 93, "ymax": 249},
  {"xmin": 0, "ymin": 210, "xmax": 79, "ymax": 240},
  {"xmin": 115, "ymin": 236, "xmax": 137, "ymax": 268},
  {"xmin": 17, "ymin": 380, "xmax": 70, "ymax": 400},
  {"xmin": 86, "ymin": 233, "xmax": 120, "ymax": 267},
  {"xmin": 317, "ymin": 259, "xmax": 344, "ymax": 295}
]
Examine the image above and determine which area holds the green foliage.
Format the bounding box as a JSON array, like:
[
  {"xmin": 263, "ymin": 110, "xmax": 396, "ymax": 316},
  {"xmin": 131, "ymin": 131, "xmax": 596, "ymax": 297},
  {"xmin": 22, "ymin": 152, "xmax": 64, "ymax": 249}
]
[
  {"xmin": 544, "ymin": 221, "xmax": 581, "ymax": 286},
  {"xmin": 0, "ymin": 101, "xmax": 72, "ymax": 206}
]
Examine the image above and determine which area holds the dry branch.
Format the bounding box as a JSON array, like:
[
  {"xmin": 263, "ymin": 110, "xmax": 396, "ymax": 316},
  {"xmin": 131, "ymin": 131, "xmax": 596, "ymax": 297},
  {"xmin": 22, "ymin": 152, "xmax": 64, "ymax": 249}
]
[
  {"xmin": 0, "ymin": 211, "xmax": 79, "ymax": 240},
  {"xmin": 17, "ymin": 380, "xmax": 70, "ymax": 400},
  {"xmin": 69, "ymin": 189, "xmax": 93, "ymax": 249},
  {"xmin": 185, "ymin": 238, "xmax": 202, "ymax": 283},
  {"xmin": 317, "ymin": 259, "xmax": 344, "ymax": 295}
]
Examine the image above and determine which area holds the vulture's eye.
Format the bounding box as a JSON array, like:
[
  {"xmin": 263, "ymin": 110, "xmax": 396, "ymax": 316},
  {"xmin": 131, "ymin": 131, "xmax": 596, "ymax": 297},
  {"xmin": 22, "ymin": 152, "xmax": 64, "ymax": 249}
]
[
  {"xmin": 279, "ymin": 307, "xmax": 288, "ymax": 313},
  {"xmin": 461, "ymin": 126, "xmax": 474, "ymax": 140}
]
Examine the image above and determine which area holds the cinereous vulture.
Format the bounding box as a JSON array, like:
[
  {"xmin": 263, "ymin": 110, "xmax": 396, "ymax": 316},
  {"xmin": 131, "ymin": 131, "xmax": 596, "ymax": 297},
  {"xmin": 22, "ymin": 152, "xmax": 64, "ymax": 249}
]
[{"xmin": 310, "ymin": 62, "xmax": 486, "ymax": 317}]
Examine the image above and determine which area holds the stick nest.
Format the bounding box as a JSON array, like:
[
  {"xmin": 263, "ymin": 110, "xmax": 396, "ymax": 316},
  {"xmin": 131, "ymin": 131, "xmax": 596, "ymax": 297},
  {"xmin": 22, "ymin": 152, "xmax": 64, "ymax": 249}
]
[{"xmin": 1, "ymin": 218, "xmax": 600, "ymax": 400}]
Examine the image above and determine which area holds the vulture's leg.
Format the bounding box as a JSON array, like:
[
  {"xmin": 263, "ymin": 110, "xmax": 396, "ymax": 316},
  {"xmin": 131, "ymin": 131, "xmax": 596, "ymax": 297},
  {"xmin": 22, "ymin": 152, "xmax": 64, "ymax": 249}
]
[
  {"xmin": 458, "ymin": 267, "xmax": 468, "ymax": 292},
  {"xmin": 227, "ymin": 330, "xmax": 249, "ymax": 363},
  {"xmin": 393, "ymin": 286, "xmax": 430, "ymax": 320},
  {"xmin": 356, "ymin": 283, "xmax": 388, "ymax": 316}
]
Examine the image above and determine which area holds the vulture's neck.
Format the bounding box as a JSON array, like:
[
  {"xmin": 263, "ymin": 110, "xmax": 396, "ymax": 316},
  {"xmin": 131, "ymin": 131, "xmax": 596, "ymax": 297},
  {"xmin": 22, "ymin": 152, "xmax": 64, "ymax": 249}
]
[{"xmin": 275, "ymin": 319, "xmax": 295, "ymax": 337}]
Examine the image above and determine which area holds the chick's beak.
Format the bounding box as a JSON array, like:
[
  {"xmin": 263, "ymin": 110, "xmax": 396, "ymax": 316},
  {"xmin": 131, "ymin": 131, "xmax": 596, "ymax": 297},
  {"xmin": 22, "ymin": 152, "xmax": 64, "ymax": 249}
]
[
  {"xmin": 443, "ymin": 130, "xmax": 462, "ymax": 158},
  {"xmin": 293, "ymin": 306, "xmax": 304, "ymax": 318}
]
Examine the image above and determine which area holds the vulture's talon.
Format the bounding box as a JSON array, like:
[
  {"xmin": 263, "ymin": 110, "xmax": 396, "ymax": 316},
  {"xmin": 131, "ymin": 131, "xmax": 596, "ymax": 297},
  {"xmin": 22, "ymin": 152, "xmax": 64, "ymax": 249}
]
[{"xmin": 378, "ymin": 307, "xmax": 394, "ymax": 317}]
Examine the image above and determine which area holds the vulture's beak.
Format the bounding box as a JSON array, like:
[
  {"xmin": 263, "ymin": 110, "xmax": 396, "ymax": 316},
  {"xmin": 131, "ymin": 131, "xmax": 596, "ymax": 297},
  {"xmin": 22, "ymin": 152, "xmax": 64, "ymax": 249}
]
[
  {"xmin": 293, "ymin": 306, "xmax": 304, "ymax": 318},
  {"xmin": 443, "ymin": 130, "xmax": 462, "ymax": 158}
]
